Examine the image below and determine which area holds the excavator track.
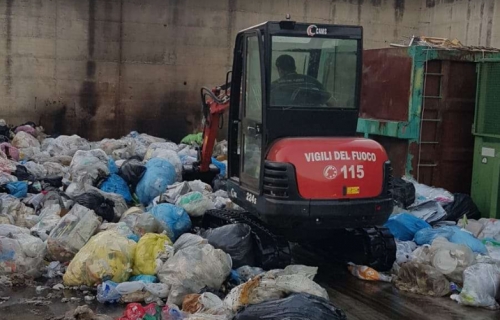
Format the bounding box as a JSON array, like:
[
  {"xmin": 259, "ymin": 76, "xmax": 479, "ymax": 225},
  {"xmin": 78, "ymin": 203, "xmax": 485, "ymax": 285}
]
[
  {"xmin": 305, "ymin": 227, "xmax": 396, "ymax": 272},
  {"xmin": 202, "ymin": 209, "xmax": 292, "ymax": 270}
]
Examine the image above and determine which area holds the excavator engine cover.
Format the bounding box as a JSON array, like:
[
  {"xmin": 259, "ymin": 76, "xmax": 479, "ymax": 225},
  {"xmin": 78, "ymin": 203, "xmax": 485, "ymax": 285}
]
[{"xmin": 267, "ymin": 137, "xmax": 387, "ymax": 200}]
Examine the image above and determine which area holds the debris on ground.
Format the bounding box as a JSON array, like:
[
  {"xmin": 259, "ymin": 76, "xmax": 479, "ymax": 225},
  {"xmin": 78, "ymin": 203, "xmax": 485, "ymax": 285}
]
[{"xmin": 0, "ymin": 118, "xmax": 497, "ymax": 318}]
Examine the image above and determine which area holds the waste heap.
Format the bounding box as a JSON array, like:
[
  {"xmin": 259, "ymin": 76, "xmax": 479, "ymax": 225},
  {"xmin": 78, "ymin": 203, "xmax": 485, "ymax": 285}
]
[
  {"xmin": 349, "ymin": 176, "xmax": 500, "ymax": 311},
  {"xmin": 0, "ymin": 120, "xmax": 345, "ymax": 320}
]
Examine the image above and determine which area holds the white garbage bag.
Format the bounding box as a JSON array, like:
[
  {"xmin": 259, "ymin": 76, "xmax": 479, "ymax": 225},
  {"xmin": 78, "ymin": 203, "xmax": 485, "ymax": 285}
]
[
  {"xmin": 12, "ymin": 131, "xmax": 40, "ymax": 149},
  {"xmin": 69, "ymin": 149, "xmax": 109, "ymax": 185},
  {"xmin": 0, "ymin": 232, "xmax": 46, "ymax": 277},
  {"xmin": 451, "ymin": 263, "xmax": 500, "ymax": 310},
  {"xmin": 158, "ymin": 243, "xmax": 232, "ymax": 306},
  {"xmin": 47, "ymin": 204, "xmax": 102, "ymax": 262}
]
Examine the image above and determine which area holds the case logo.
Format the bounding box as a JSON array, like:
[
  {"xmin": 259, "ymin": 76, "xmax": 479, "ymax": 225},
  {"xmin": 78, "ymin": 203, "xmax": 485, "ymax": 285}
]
[
  {"xmin": 323, "ymin": 165, "xmax": 338, "ymax": 180},
  {"xmin": 307, "ymin": 25, "xmax": 327, "ymax": 36}
]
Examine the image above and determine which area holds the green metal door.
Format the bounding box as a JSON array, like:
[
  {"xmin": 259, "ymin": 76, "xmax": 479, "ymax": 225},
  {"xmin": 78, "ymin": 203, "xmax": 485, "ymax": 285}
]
[{"xmin": 472, "ymin": 62, "xmax": 500, "ymax": 218}]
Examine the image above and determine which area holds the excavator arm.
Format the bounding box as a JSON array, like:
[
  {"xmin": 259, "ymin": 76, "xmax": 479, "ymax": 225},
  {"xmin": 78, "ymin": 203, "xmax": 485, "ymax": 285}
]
[{"xmin": 199, "ymin": 86, "xmax": 230, "ymax": 172}]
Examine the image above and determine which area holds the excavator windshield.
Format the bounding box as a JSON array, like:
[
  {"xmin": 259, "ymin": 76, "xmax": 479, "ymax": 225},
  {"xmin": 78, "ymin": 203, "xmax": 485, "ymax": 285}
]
[{"xmin": 270, "ymin": 36, "xmax": 358, "ymax": 109}]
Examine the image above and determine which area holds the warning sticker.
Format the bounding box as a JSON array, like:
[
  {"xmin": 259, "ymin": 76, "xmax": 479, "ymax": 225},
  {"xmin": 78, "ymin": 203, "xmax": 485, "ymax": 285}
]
[{"xmin": 346, "ymin": 187, "xmax": 360, "ymax": 195}]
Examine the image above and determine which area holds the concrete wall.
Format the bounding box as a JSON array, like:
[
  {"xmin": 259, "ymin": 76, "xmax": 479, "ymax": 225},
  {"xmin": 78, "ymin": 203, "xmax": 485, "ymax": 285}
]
[
  {"xmin": 419, "ymin": 0, "xmax": 499, "ymax": 48},
  {"xmin": 0, "ymin": 0, "xmax": 420, "ymax": 141}
]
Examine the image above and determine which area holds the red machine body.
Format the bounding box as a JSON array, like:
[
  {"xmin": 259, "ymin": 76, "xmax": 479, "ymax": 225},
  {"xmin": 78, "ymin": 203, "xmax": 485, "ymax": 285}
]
[{"xmin": 267, "ymin": 138, "xmax": 388, "ymax": 200}]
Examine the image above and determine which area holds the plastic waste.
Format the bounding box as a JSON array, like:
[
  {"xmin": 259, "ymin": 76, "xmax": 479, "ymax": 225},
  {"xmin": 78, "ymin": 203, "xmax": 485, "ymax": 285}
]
[
  {"xmin": 176, "ymin": 192, "xmax": 215, "ymax": 217},
  {"xmin": 395, "ymin": 240, "xmax": 417, "ymax": 265},
  {"xmin": 129, "ymin": 275, "xmax": 158, "ymax": 283},
  {"xmin": 149, "ymin": 203, "xmax": 191, "ymax": 241},
  {"xmin": 24, "ymin": 161, "xmax": 48, "ymax": 179},
  {"xmin": 173, "ymin": 233, "xmax": 208, "ymax": 252},
  {"xmin": 211, "ymin": 158, "xmax": 226, "ymax": 177},
  {"xmin": 119, "ymin": 157, "xmax": 146, "ymax": 191},
  {"xmin": 41, "ymin": 135, "xmax": 90, "ymax": 157},
  {"xmin": 236, "ymin": 266, "xmax": 265, "ymax": 283},
  {"xmin": 42, "ymin": 161, "xmax": 66, "ymax": 177},
  {"xmin": 63, "ymin": 230, "xmax": 137, "ymax": 286},
  {"xmin": 0, "ymin": 172, "xmax": 17, "ymax": 185},
  {"xmin": 224, "ymin": 265, "xmax": 327, "ymax": 312},
  {"xmin": 30, "ymin": 202, "xmax": 61, "ymax": 240},
  {"xmin": 136, "ymin": 158, "xmax": 176, "ymax": 205},
  {"xmin": 414, "ymin": 226, "xmax": 487, "ymax": 254},
  {"xmin": 0, "ymin": 224, "xmax": 30, "ymax": 236},
  {"xmin": 407, "ymin": 199, "xmax": 447, "ymax": 223},
  {"xmin": 97, "ymin": 280, "xmax": 121, "ymax": 303},
  {"xmin": 12, "ymin": 131, "xmax": 40, "ymax": 149},
  {"xmin": 120, "ymin": 210, "xmax": 161, "ymax": 237},
  {"xmin": 458, "ymin": 218, "xmax": 485, "ymax": 238},
  {"xmin": 347, "ymin": 263, "xmax": 392, "ymax": 282},
  {"xmin": 202, "ymin": 224, "xmax": 255, "ymax": 268},
  {"xmin": 233, "ymin": 293, "xmax": 346, "ymax": 320},
  {"xmin": 116, "ymin": 281, "xmax": 145, "ymax": 295},
  {"xmin": 404, "ymin": 176, "xmax": 454, "ymax": 203},
  {"xmin": 161, "ymin": 182, "xmax": 192, "ymax": 204},
  {"xmin": 133, "ymin": 233, "xmax": 173, "ymax": 276},
  {"xmin": 0, "ymin": 143, "xmax": 19, "ymax": 161},
  {"xmin": 99, "ymin": 174, "xmax": 133, "ymax": 203},
  {"xmin": 158, "ymin": 243, "xmax": 232, "ymax": 306},
  {"xmin": 392, "ymin": 177, "xmax": 416, "ymax": 208},
  {"xmin": 181, "ymin": 133, "xmax": 203, "ymax": 145},
  {"xmin": 5, "ymin": 181, "xmax": 27, "ymax": 198},
  {"xmin": 69, "ymin": 149, "xmax": 109, "ymax": 185},
  {"xmin": 73, "ymin": 190, "xmax": 116, "ymax": 222},
  {"xmin": 441, "ymin": 193, "xmax": 481, "ymax": 222},
  {"xmin": 147, "ymin": 149, "xmax": 182, "ymax": 181},
  {"xmin": 451, "ymin": 263, "xmax": 500, "ymax": 310},
  {"xmin": 0, "ymin": 232, "xmax": 46, "ymax": 277},
  {"xmin": 478, "ymin": 219, "xmax": 500, "ymax": 240},
  {"xmin": 429, "ymin": 237, "xmax": 475, "ymax": 283},
  {"xmin": 395, "ymin": 261, "xmax": 450, "ymax": 296},
  {"xmin": 47, "ymin": 204, "xmax": 102, "ymax": 262},
  {"xmin": 384, "ymin": 213, "xmax": 430, "ymax": 241}
]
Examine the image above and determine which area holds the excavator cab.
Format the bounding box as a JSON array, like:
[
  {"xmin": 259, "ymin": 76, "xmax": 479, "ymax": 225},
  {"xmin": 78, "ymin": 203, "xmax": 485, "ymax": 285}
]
[{"xmin": 200, "ymin": 21, "xmax": 395, "ymax": 271}]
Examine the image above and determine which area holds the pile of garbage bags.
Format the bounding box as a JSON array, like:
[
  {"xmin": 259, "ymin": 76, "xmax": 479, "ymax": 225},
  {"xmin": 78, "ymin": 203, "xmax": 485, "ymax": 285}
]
[
  {"xmin": 362, "ymin": 177, "xmax": 500, "ymax": 310},
  {"xmin": 0, "ymin": 119, "xmax": 343, "ymax": 320}
]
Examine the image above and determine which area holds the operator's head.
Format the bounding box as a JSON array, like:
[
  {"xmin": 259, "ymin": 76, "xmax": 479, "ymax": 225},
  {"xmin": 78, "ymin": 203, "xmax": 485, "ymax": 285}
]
[{"xmin": 276, "ymin": 54, "xmax": 296, "ymax": 77}]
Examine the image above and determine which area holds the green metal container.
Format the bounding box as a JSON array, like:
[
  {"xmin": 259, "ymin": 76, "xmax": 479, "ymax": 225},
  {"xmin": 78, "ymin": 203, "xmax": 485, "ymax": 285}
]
[{"xmin": 472, "ymin": 62, "xmax": 500, "ymax": 218}]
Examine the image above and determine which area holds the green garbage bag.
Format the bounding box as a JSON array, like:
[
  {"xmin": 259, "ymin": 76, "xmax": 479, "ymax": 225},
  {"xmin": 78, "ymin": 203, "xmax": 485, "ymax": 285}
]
[{"xmin": 181, "ymin": 133, "xmax": 203, "ymax": 145}]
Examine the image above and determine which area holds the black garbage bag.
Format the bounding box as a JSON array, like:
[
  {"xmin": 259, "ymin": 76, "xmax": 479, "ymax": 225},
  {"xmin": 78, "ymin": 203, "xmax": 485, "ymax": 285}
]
[
  {"xmin": 201, "ymin": 223, "xmax": 255, "ymax": 269},
  {"xmin": 441, "ymin": 193, "xmax": 481, "ymax": 222},
  {"xmin": 41, "ymin": 176, "xmax": 64, "ymax": 188},
  {"xmin": 73, "ymin": 191, "xmax": 115, "ymax": 222},
  {"xmin": 392, "ymin": 177, "xmax": 416, "ymax": 208},
  {"xmin": 233, "ymin": 293, "xmax": 346, "ymax": 320},
  {"xmin": 118, "ymin": 157, "xmax": 146, "ymax": 191},
  {"xmin": 12, "ymin": 165, "xmax": 35, "ymax": 182}
]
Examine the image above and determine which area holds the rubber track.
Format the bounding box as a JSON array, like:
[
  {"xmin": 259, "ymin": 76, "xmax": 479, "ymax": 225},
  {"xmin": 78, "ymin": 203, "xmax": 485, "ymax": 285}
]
[{"xmin": 202, "ymin": 209, "xmax": 291, "ymax": 270}]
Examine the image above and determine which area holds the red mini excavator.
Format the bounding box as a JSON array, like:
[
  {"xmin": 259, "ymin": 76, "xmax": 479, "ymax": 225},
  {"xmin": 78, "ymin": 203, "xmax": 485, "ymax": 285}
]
[{"xmin": 184, "ymin": 20, "xmax": 396, "ymax": 271}]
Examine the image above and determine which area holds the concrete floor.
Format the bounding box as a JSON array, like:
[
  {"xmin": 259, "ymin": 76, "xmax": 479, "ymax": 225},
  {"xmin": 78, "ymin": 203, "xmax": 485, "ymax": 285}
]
[{"xmin": 1, "ymin": 247, "xmax": 499, "ymax": 320}]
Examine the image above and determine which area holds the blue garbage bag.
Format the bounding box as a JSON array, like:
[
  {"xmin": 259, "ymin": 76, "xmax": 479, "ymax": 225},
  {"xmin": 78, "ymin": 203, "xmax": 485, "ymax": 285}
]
[
  {"xmin": 136, "ymin": 158, "xmax": 176, "ymax": 205},
  {"xmin": 384, "ymin": 213, "xmax": 431, "ymax": 241},
  {"xmin": 149, "ymin": 203, "xmax": 191, "ymax": 241},
  {"xmin": 212, "ymin": 157, "xmax": 226, "ymax": 177},
  {"xmin": 129, "ymin": 275, "xmax": 158, "ymax": 283},
  {"xmin": 108, "ymin": 158, "xmax": 118, "ymax": 174},
  {"xmin": 99, "ymin": 174, "xmax": 132, "ymax": 203},
  {"xmin": 96, "ymin": 280, "xmax": 121, "ymax": 304},
  {"xmin": 414, "ymin": 226, "xmax": 487, "ymax": 254},
  {"xmin": 5, "ymin": 181, "xmax": 28, "ymax": 198}
]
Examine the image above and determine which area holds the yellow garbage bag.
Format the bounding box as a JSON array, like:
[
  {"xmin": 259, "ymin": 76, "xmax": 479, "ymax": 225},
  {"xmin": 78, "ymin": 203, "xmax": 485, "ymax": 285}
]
[
  {"xmin": 133, "ymin": 233, "xmax": 172, "ymax": 276},
  {"xmin": 63, "ymin": 230, "xmax": 137, "ymax": 286}
]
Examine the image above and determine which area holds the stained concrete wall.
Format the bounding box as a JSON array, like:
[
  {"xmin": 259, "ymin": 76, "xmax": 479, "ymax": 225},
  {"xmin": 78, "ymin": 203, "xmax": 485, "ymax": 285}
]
[
  {"xmin": 0, "ymin": 0, "xmax": 420, "ymax": 141},
  {"xmin": 419, "ymin": 0, "xmax": 499, "ymax": 48}
]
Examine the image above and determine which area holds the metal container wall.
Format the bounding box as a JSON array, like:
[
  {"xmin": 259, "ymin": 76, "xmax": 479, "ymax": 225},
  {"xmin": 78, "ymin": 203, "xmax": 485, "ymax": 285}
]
[{"xmin": 359, "ymin": 47, "xmax": 477, "ymax": 194}]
